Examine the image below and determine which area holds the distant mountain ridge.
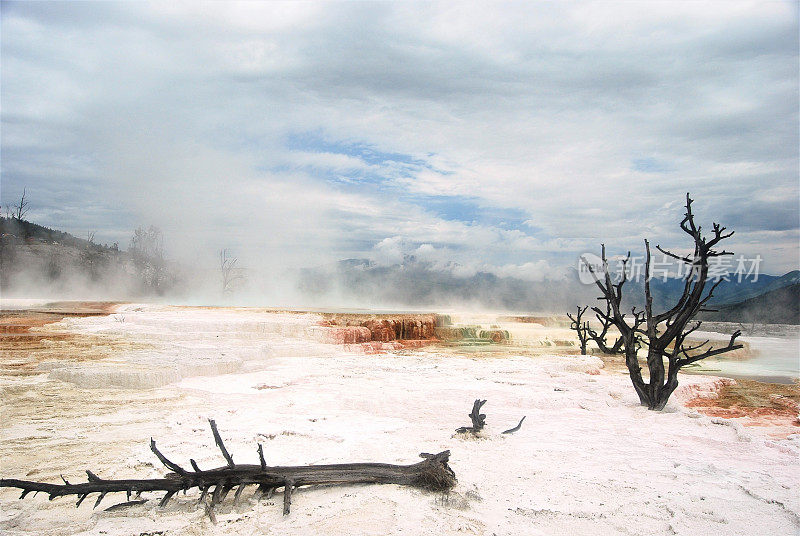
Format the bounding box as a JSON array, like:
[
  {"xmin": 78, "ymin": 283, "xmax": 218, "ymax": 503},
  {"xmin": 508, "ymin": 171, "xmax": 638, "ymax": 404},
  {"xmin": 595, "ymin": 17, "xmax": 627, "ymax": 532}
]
[
  {"xmin": 2, "ymin": 217, "xmax": 797, "ymax": 320},
  {"xmin": 566, "ymin": 267, "xmax": 795, "ymax": 309},
  {"xmin": 647, "ymin": 270, "xmax": 799, "ymax": 308},
  {"xmin": 700, "ymin": 283, "xmax": 800, "ymax": 325},
  {"xmin": 299, "ymin": 258, "xmax": 799, "ymax": 315},
  {"xmin": 712, "ymin": 270, "xmax": 799, "ymax": 305}
]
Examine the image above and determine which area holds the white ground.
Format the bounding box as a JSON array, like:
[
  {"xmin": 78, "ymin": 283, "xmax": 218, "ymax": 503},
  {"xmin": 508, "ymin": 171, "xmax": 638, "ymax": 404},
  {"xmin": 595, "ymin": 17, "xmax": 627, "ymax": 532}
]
[{"xmin": 0, "ymin": 305, "xmax": 798, "ymax": 536}]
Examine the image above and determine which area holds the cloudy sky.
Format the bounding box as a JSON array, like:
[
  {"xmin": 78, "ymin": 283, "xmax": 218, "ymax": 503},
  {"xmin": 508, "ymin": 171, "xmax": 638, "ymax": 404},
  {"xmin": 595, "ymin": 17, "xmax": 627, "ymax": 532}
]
[{"xmin": 2, "ymin": 1, "xmax": 798, "ymax": 282}]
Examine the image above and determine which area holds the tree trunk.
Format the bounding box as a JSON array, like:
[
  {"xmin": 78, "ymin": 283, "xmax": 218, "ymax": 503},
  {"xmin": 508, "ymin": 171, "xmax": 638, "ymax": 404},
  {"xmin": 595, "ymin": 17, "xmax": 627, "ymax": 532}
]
[
  {"xmin": 645, "ymin": 347, "xmax": 666, "ymax": 410},
  {"xmin": 1, "ymin": 455, "xmax": 456, "ymax": 513},
  {"xmin": 623, "ymin": 344, "xmax": 650, "ymax": 406},
  {"xmin": 651, "ymin": 367, "xmax": 680, "ymax": 411}
]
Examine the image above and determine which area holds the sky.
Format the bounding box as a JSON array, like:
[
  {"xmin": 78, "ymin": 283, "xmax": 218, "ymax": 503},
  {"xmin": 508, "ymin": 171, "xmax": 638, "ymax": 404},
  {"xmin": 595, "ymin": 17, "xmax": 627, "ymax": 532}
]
[{"xmin": 2, "ymin": 1, "xmax": 798, "ymax": 285}]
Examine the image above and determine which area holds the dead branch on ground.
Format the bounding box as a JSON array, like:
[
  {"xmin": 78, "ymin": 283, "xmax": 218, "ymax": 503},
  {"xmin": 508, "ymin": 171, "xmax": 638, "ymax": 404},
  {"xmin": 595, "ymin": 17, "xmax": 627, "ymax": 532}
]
[
  {"xmin": 0, "ymin": 419, "xmax": 456, "ymax": 516},
  {"xmin": 456, "ymin": 399, "xmax": 525, "ymax": 435}
]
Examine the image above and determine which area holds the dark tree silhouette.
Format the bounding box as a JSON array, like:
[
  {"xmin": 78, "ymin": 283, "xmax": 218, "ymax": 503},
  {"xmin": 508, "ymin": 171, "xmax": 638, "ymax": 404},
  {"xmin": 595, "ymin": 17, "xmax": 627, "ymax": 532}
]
[
  {"xmin": 586, "ymin": 302, "xmax": 626, "ymax": 355},
  {"xmin": 130, "ymin": 226, "xmax": 166, "ymax": 291},
  {"xmin": 567, "ymin": 305, "xmax": 590, "ymax": 354},
  {"xmin": 582, "ymin": 194, "xmax": 742, "ymax": 410},
  {"xmin": 13, "ymin": 188, "xmax": 30, "ymax": 221}
]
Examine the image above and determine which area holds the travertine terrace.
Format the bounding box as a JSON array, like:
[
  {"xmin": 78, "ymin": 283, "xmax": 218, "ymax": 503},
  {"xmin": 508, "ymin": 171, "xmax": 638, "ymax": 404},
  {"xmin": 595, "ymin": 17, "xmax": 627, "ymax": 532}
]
[{"xmin": 0, "ymin": 303, "xmax": 798, "ymax": 536}]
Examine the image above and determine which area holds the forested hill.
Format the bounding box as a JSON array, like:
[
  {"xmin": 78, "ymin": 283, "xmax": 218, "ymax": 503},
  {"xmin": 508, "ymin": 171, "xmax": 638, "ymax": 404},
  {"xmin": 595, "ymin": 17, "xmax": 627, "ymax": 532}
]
[
  {"xmin": 1, "ymin": 217, "xmax": 175, "ymax": 298},
  {"xmin": 0, "ymin": 217, "xmax": 119, "ymax": 252}
]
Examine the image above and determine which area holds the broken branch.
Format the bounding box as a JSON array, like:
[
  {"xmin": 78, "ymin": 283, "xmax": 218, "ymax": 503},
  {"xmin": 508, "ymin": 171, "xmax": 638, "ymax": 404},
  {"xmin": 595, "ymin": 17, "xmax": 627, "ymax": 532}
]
[{"xmin": 501, "ymin": 416, "xmax": 526, "ymax": 434}]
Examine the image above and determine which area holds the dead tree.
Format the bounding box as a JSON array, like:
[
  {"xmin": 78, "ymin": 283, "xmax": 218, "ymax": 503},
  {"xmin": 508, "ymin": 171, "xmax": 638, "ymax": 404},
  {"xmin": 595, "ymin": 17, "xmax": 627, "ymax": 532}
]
[
  {"xmin": 582, "ymin": 194, "xmax": 742, "ymax": 410},
  {"xmin": 80, "ymin": 231, "xmax": 103, "ymax": 282},
  {"xmin": 219, "ymin": 249, "xmax": 244, "ymax": 294},
  {"xmin": 0, "ymin": 420, "xmax": 456, "ymax": 515},
  {"xmin": 13, "ymin": 188, "xmax": 29, "ymax": 221},
  {"xmin": 130, "ymin": 226, "xmax": 167, "ymax": 291},
  {"xmin": 567, "ymin": 306, "xmax": 590, "ymax": 354}
]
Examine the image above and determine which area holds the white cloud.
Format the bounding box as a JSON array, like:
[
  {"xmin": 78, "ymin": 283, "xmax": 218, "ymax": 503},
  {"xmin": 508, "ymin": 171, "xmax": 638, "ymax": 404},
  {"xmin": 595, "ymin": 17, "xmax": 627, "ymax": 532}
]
[
  {"xmin": 1, "ymin": 0, "xmax": 797, "ymax": 287},
  {"xmin": 492, "ymin": 261, "xmax": 554, "ymax": 282}
]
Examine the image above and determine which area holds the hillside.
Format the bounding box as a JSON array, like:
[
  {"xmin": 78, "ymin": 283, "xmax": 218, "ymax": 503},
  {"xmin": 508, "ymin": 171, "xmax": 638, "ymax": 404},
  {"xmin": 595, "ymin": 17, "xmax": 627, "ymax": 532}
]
[
  {"xmin": 0, "ymin": 218, "xmax": 177, "ymax": 298},
  {"xmin": 0, "ymin": 217, "xmax": 118, "ymax": 252},
  {"xmin": 701, "ymin": 283, "xmax": 800, "ymax": 325},
  {"xmin": 3, "ymin": 217, "xmax": 797, "ymax": 314},
  {"xmin": 712, "ymin": 270, "xmax": 800, "ymax": 305}
]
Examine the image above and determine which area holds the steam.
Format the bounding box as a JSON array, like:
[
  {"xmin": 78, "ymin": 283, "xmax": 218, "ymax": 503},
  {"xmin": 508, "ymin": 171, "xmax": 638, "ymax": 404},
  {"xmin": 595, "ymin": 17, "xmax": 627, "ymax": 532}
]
[{"xmin": 1, "ymin": 2, "xmax": 797, "ymax": 307}]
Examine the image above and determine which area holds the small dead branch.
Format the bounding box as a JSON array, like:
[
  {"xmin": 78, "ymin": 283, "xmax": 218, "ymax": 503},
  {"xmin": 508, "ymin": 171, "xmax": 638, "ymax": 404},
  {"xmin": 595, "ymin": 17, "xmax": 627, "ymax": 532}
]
[
  {"xmin": 456, "ymin": 399, "xmax": 487, "ymax": 434},
  {"xmin": 0, "ymin": 420, "xmax": 456, "ymax": 516},
  {"xmin": 501, "ymin": 416, "xmax": 526, "ymax": 434}
]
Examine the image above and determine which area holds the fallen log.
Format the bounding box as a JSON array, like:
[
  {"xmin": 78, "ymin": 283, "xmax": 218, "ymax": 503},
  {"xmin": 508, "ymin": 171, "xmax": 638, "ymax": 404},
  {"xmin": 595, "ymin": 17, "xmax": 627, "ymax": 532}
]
[{"xmin": 0, "ymin": 419, "xmax": 456, "ymax": 515}]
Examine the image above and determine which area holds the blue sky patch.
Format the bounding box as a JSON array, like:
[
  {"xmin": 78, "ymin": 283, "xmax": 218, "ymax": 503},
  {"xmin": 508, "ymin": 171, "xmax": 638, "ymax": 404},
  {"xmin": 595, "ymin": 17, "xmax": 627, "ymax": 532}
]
[
  {"xmin": 407, "ymin": 194, "xmax": 532, "ymax": 230},
  {"xmin": 284, "ymin": 131, "xmax": 540, "ymax": 233},
  {"xmin": 632, "ymin": 157, "xmax": 674, "ymax": 173},
  {"xmin": 286, "ymin": 131, "xmax": 427, "ymax": 168}
]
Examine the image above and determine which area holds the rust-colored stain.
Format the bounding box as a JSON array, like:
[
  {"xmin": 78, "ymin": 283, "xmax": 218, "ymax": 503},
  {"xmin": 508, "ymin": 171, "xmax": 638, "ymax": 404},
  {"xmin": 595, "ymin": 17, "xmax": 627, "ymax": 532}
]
[
  {"xmin": 686, "ymin": 379, "xmax": 800, "ymax": 438},
  {"xmin": 0, "ymin": 302, "xmax": 148, "ymax": 376},
  {"xmin": 319, "ymin": 313, "xmax": 439, "ymax": 342}
]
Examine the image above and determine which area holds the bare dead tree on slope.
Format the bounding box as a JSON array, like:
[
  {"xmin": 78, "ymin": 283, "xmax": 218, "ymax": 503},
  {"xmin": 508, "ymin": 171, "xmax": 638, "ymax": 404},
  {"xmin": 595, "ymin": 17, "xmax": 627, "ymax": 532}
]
[{"xmin": 13, "ymin": 188, "xmax": 30, "ymax": 221}]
